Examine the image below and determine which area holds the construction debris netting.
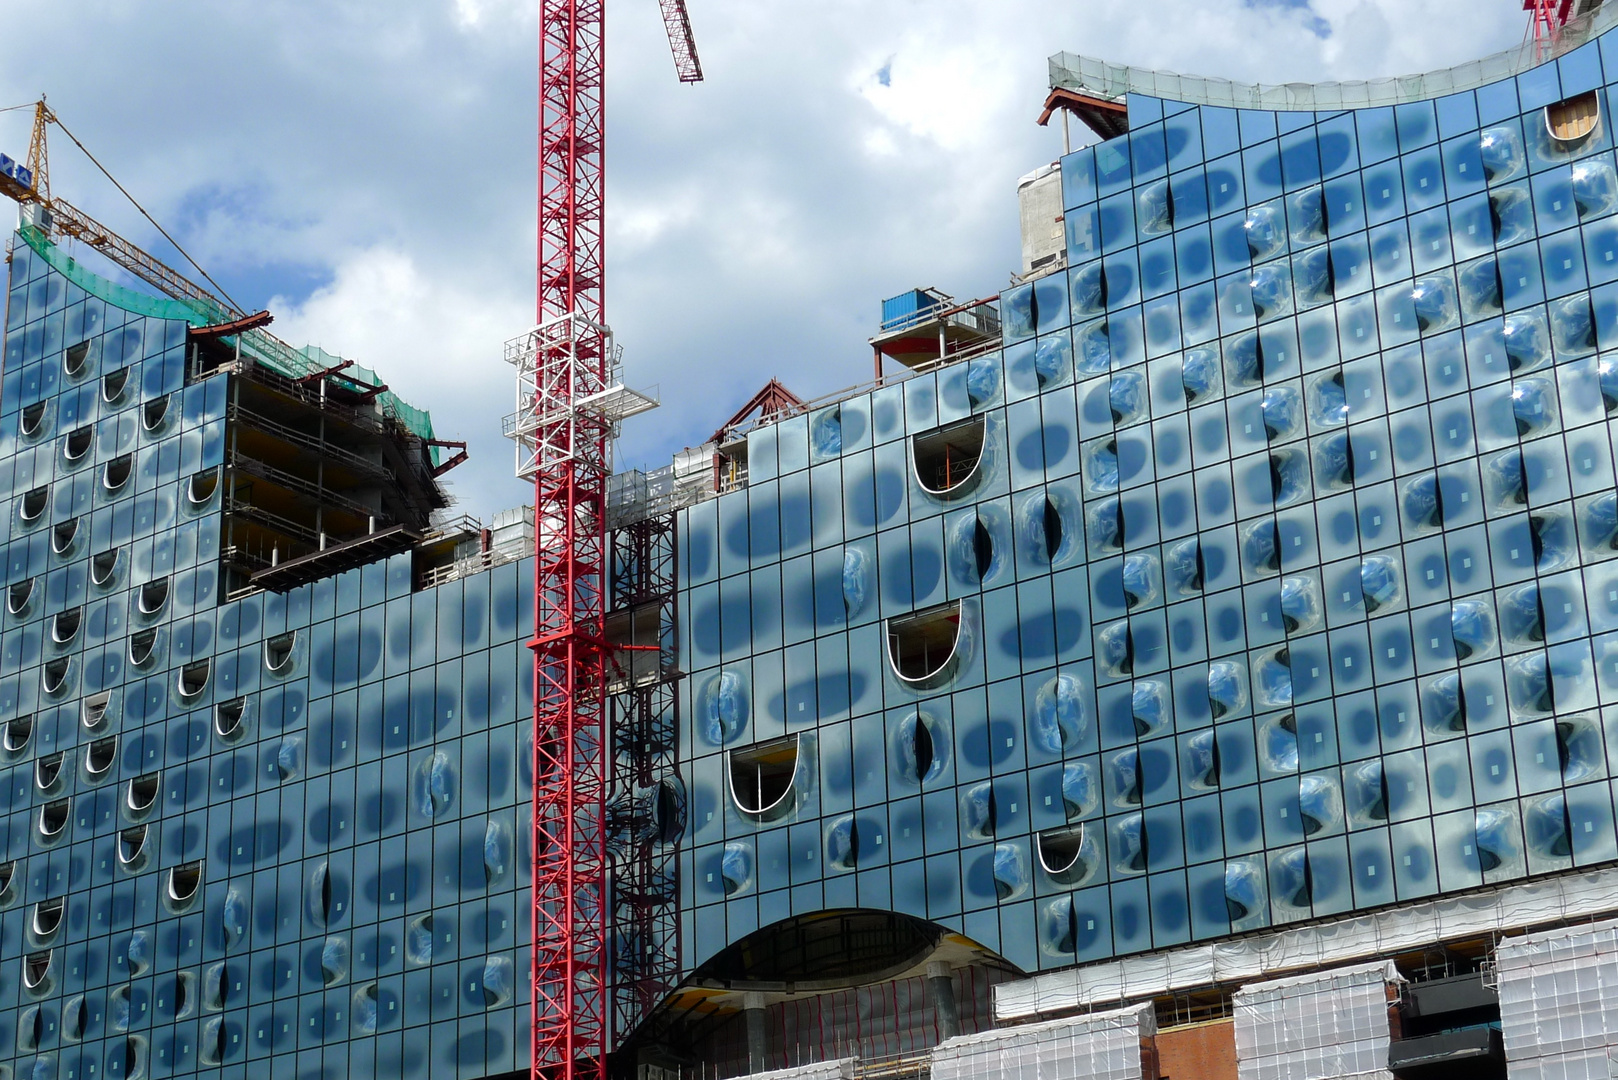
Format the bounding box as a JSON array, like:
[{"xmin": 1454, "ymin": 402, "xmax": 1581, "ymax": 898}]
[
  {"xmin": 928, "ymin": 1003, "xmax": 1155, "ymax": 1080},
  {"xmin": 1232, "ymin": 961, "xmax": 1400, "ymax": 1080},
  {"xmin": 1497, "ymin": 916, "xmax": 1618, "ymax": 1079},
  {"xmin": 748, "ymin": 1060, "xmax": 857, "ymax": 1080},
  {"xmin": 702, "ymin": 968, "xmax": 1007, "ymax": 1078}
]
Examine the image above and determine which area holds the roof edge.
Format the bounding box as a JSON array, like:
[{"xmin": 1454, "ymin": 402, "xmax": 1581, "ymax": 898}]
[{"xmin": 1051, "ymin": 2, "xmax": 1616, "ymax": 113}]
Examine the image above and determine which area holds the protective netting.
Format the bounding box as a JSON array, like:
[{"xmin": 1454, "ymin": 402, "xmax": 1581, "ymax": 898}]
[
  {"xmin": 929, "ymin": 1003, "xmax": 1155, "ymax": 1080},
  {"xmin": 1232, "ymin": 962, "xmax": 1399, "ymax": 1080},
  {"xmin": 998, "ymin": 869, "xmax": 1618, "ymax": 1022},
  {"xmin": 18, "ymin": 227, "xmax": 440, "ymax": 454},
  {"xmin": 700, "ymin": 968, "xmax": 1007, "ymax": 1077},
  {"xmin": 749, "ymin": 1061, "xmax": 857, "ymax": 1080},
  {"xmin": 1497, "ymin": 917, "xmax": 1618, "ymax": 1079},
  {"xmin": 1050, "ymin": 2, "xmax": 1618, "ymax": 112}
]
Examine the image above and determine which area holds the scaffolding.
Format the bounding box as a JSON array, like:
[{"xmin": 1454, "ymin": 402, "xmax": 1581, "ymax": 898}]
[
  {"xmin": 1496, "ymin": 916, "xmax": 1618, "ymax": 1079},
  {"xmin": 607, "ymin": 507, "xmax": 682, "ymax": 1045},
  {"xmin": 928, "ymin": 1003, "xmax": 1157, "ymax": 1080},
  {"xmin": 1232, "ymin": 962, "xmax": 1401, "ymax": 1080}
]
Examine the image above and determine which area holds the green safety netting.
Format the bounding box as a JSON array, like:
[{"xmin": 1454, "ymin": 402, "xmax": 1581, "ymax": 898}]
[{"xmin": 18, "ymin": 227, "xmax": 441, "ymax": 462}]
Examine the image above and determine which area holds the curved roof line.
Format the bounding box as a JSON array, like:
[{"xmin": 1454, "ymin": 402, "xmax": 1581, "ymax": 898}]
[{"xmin": 1051, "ymin": 3, "xmax": 1618, "ymax": 113}]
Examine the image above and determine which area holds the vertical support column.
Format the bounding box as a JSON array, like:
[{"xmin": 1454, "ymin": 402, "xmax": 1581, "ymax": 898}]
[
  {"xmin": 744, "ymin": 991, "xmax": 769, "ymax": 1074},
  {"xmin": 928, "ymin": 961, "xmax": 961, "ymax": 1041}
]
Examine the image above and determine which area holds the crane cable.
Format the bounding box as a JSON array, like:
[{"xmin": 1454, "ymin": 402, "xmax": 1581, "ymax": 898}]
[{"xmin": 50, "ymin": 112, "xmax": 245, "ymax": 314}]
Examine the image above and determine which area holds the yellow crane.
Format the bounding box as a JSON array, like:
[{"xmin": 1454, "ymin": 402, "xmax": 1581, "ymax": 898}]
[{"xmin": 0, "ymin": 97, "xmax": 246, "ymax": 322}]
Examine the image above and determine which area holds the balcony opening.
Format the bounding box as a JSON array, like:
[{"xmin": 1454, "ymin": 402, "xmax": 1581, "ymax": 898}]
[
  {"xmin": 406, "ymin": 913, "xmax": 434, "ymax": 964},
  {"xmin": 141, "ymin": 395, "xmax": 169, "ymax": 433},
  {"xmin": 886, "ymin": 601, "xmax": 965, "ymax": 690},
  {"xmin": 177, "ymin": 660, "xmax": 211, "ymax": 700},
  {"xmin": 34, "ymin": 753, "xmax": 63, "ymax": 793},
  {"xmin": 7, "ymin": 578, "xmax": 34, "ymax": 615},
  {"xmin": 4, "ymin": 715, "xmax": 32, "ymax": 754},
  {"xmin": 51, "ymin": 518, "xmax": 78, "ymax": 555},
  {"xmin": 122, "ymin": 1036, "xmax": 147, "ymax": 1080},
  {"xmin": 19, "ymin": 402, "xmax": 46, "ymax": 438},
  {"xmin": 51, "ymin": 607, "xmax": 81, "ymax": 646},
  {"xmin": 63, "ymin": 340, "xmax": 90, "ymax": 377},
  {"xmin": 32, "ymin": 899, "xmax": 62, "ymax": 941},
  {"xmin": 310, "ymin": 862, "xmax": 335, "ymax": 927},
  {"xmin": 19, "ymin": 487, "xmax": 46, "ymax": 522},
  {"xmin": 728, "ymin": 735, "xmax": 800, "ymax": 821},
  {"xmin": 102, "ymin": 367, "xmax": 129, "ymax": 404},
  {"xmin": 167, "ymin": 862, "xmax": 202, "ymax": 908},
  {"xmin": 91, "ymin": 549, "xmax": 119, "ymax": 587},
  {"xmin": 1037, "ymin": 824, "xmax": 1096, "ymax": 885},
  {"xmin": 1548, "ymin": 90, "xmax": 1601, "ymax": 144},
  {"xmin": 127, "ymin": 773, "xmax": 159, "ymax": 818},
  {"xmin": 912, "ymin": 416, "xmax": 987, "ymax": 499},
  {"xmin": 38, "ymin": 799, "xmax": 69, "ymax": 841},
  {"xmin": 215, "ymin": 698, "xmax": 246, "ymax": 741},
  {"xmin": 264, "ymin": 632, "xmax": 296, "ymax": 674},
  {"xmin": 173, "ymin": 972, "xmax": 194, "ymax": 1018},
  {"xmin": 63, "ymin": 994, "xmax": 86, "ymax": 1041},
  {"xmin": 0, "ymin": 862, "xmax": 15, "ymax": 902},
  {"xmin": 23, "ymin": 951, "xmax": 51, "ymax": 992},
  {"xmin": 82, "ymin": 692, "xmax": 111, "ymax": 731},
  {"xmin": 63, "ymin": 426, "xmax": 92, "ymax": 462},
  {"xmin": 201, "ymin": 1018, "xmax": 227, "ymax": 1064},
  {"xmin": 187, "ymin": 468, "xmax": 219, "ymax": 507},
  {"xmin": 118, "ymin": 825, "xmax": 148, "ymax": 868},
  {"xmin": 85, "ymin": 737, "xmax": 117, "ymax": 779},
  {"xmin": 651, "ymin": 779, "xmax": 687, "ymax": 846},
  {"xmin": 103, "ymin": 455, "xmax": 132, "ymax": 492},
  {"xmin": 138, "ymin": 578, "xmax": 169, "ymax": 615},
  {"xmin": 18, "ymin": 1005, "xmax": 41, "ymax": 1051},
  {"xmin": 129, "ymin": 628, "xmax": 158, "ymax": 667},
  {"xmin": 42, "ymin": 658, "xmax": 70, "ymax": 695}
]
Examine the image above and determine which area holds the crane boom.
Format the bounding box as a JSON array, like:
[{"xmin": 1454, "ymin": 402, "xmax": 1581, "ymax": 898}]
[
  {"xmin": 658, "ymin": 0, "xmax": 704, "ymax": 84},
  {"xmin": 1, "ymin": 101, "xmax": 241, "ymax": 322}
]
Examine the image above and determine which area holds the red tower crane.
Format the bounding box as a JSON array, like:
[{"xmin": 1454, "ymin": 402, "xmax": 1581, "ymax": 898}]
[
  {"xmin": 1524, "ymin": 0, "xmax": 1590, "ymax": 43},
  {"xmin": 505, "ymin": 4, "xmax": 700, "ymax": 1080}
]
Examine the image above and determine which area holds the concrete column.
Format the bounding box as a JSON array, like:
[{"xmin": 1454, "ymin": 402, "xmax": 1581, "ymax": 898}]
[
  {"xmin": 928, "ymin": 960, "xmax": 961, "ymax": 1041},
  {"xmin": 744, "ymin": 991, "xmax": 769, "ymax": 1074}
]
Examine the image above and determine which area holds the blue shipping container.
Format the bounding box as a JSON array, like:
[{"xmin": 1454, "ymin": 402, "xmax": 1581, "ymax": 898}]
[{"xmin": 880, "ymin": 288, "xmax": 940, "ymax": 332}]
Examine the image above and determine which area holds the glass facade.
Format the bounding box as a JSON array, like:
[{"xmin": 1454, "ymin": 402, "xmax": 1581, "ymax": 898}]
[
  {"xmin": 676, "ymin": 29, "xmax": 1618, "ymax": 982},
  {"xmin": 11, "ymin": 20, "xmax": 1618, "ymax": 1080},
  {"xmin": 0, "ymin": 237, "xmax": 534, "ymax": 1080}
]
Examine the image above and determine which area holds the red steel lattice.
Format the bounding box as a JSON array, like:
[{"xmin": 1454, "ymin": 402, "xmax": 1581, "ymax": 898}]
[
  {"xmin": 1525, "ymin": 0, "xmax": 1577, "ymax": 40},
  {"xmin": 532, "ymin": 1, "xmax": 609, "ymax": 1078},
  {"xmin": 526, "ymin": 2, "xmax": 699, "ymax": 1078}
]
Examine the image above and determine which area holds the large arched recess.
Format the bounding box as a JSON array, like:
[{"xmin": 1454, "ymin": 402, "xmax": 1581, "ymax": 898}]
[{"xmin": 614, "ymin": 908, "xmax": 1024, "ymax": 1078}]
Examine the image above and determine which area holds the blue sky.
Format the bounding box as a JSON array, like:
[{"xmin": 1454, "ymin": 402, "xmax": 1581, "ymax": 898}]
[{"xmin": 0, "ymin": 0, "xmax": 1529, "ymax": 521}]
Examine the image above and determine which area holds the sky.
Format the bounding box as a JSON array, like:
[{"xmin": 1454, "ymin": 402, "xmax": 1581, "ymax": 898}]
[{"xmin": 0, "ymin": 0, "xmax": 1533, "ymax": 522}]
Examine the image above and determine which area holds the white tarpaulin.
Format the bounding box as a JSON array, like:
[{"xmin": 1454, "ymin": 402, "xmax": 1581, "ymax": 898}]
[
  {"xmin": 997, "ymin": 868, "xmax": 1618, "ymax": 1021},
  {"xmin": 1233, "ymin": 963, "xmax": 1400, "ymax": 1080},
  {"xmin": 749, "ymin": 1059, "xmax": 858, "ymax": 1080},
  {"xmin": 929, "ymin": 1003, "xmax": 1154, "ymax": 1080},
  {"xmin": 1497, "ymin": 918, "xmax": 1618, "ymax": 1080}
]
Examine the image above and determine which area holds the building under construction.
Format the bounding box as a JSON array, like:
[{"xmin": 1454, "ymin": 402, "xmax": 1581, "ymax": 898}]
[{"xmin": 10, "ymin": 2, "xmax": 1618, "ymax": 1080}]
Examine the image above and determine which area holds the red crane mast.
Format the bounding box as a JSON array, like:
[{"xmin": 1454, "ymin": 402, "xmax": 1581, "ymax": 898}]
[
  {"xmin": 511, "ymin": 4, "xmax": 700, "ymax": 1080},
  {"xmin": 1525, "ymin": 0, "xmax": 1581, "ymax": 42}
]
